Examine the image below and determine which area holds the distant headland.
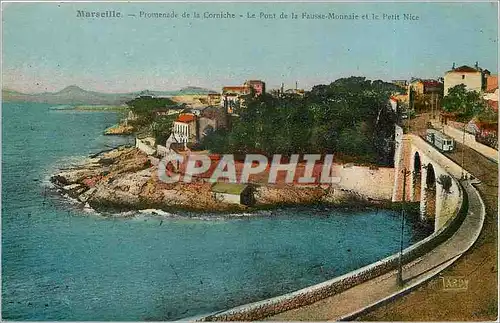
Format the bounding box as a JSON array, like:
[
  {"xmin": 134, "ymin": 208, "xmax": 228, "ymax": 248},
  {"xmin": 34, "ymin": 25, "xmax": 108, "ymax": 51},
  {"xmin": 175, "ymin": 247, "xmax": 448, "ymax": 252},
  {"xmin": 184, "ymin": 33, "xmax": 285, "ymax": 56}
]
[{"xmin": 1, "ymin": 85, "xmax": 217, "ymax": 105}]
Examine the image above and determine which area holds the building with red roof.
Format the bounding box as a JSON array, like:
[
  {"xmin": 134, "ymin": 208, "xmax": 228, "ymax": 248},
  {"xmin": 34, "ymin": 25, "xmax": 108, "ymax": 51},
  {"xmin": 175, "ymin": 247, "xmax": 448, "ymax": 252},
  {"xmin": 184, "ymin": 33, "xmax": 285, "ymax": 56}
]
[
  {"xmin": 482, "ymin": 75, "xmax": 498, "ymax": 108},
  {"xmin": 171, "ymin": 113, "xmax": 197, "ymax": 145},
  {"xmin": 220, "ymin": 80, "xmax": 266, "ymax": 113},
  {"xmin": 410, "ymin": 79, "xmax": 443, "ymax": 95},
  {"xmin": 486, "ymin": 75, "xmax": 498, "ymax": 92},
  {"xmin": 176, "ymin": 114, "xmax": 196, "ymax": 124},
  {"xmin": 244, "ymin": 80, "xmax": 266, "ymax": 96},
  {"xmin": 444, "ymin": 62, "xmax": 491, "ymax": 95}
]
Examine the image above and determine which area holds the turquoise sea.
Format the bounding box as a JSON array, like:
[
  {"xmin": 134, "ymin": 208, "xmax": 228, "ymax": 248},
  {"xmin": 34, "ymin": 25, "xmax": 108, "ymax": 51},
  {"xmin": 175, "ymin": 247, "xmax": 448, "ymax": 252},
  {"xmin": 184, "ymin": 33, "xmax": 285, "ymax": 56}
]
[{"xmin": 2, "ymin": 102, "xmax": 425, "ymax": 321}]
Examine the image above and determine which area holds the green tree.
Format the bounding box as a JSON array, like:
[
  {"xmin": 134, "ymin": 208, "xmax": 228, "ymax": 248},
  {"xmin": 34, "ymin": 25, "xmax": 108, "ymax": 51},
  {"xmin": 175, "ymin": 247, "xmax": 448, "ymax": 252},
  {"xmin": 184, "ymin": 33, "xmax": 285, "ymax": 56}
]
[
  {"xmin": 477, "ymin": 107, "xmax": 498, "ymax": 123},
  {"xmin": 200, "ymin": 128, "xmax": 230, "ymax": 153},
  {"xmin": 442, "ymin": 84, "xmax": 486, "ymax": 121},
  {"xmin": 202, "ymin": 76, "xmax": 397, "ymax": 165},
  {"xmin": 306, "ymin": 77, "xmax": 397, "ymax": 164},
  {"xmin": 126, "ymin": 97, "xmax": 176, "ymax": 119},
  {"xmin": 151, "ymin": 115, "xmax": 177, "ymax": 145},
  {"xmin": 126, "ymin": 96, "xmax": 178, "ymax": 133}
]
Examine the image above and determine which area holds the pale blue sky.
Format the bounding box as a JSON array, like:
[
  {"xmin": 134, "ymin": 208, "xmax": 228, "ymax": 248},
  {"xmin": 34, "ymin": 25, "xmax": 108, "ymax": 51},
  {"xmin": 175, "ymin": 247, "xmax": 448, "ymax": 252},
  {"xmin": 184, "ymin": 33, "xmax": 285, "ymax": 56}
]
[{"xmin": 2, "ymin": 1, "xmax": 498, "ymax": 93}]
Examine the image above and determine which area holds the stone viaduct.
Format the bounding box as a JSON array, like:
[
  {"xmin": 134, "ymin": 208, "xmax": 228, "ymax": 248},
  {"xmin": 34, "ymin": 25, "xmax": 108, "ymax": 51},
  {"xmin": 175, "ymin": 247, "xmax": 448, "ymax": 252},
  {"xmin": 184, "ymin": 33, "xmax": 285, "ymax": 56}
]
[{"xmin": 392, "ymin": 125, "xmax": 470, "ymax": 231}]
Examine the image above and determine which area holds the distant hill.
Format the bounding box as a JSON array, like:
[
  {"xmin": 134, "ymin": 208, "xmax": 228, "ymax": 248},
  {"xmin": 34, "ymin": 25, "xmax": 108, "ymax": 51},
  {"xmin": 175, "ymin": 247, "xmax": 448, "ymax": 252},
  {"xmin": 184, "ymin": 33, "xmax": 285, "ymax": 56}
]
[
  {"xmin": 2, "ymin": 85, "xmax": 217, "ymax": 105},
  {"xmin": 178, "ymin": 86, "xmax": 218, "ymax": 94},
  {"xmin": 2, "ymin": 86, "xmax": 135, "ymax": 105}
]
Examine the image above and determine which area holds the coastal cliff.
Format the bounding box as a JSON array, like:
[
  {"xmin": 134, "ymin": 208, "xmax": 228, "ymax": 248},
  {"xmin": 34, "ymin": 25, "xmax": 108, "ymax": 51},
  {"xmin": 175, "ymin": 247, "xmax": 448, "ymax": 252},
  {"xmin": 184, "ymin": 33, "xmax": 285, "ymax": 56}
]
[{"xmin": 50, "ymin": 147, "xmax": 382, "ymax": 214}]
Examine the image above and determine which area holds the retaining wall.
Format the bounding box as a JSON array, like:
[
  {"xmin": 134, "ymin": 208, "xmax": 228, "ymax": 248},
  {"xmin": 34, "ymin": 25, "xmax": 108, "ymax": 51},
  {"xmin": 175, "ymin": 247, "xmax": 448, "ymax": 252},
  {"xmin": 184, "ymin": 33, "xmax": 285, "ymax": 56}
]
[
  {"xmin": 330, "ymin": 164, "xmax": 394, "ymax": 201},
  {"xmin": 135, "ymin": 137, "xmax": 156, "ymax": 156}
]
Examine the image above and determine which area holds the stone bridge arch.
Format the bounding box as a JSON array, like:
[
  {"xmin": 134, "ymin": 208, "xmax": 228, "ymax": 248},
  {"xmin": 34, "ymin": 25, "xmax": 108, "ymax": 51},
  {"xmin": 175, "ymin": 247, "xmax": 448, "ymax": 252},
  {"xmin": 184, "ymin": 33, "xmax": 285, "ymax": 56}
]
[
  {"xmin": 405, "ymin": 138, "xmax": 463, "ymax": 232},
  {"xmin": 411, "ymin": 152, "xmax": 422, "ymax": 202},
  {"xmin": 423, "ymin": 163, "xmax": 437, "ymax": 227}
]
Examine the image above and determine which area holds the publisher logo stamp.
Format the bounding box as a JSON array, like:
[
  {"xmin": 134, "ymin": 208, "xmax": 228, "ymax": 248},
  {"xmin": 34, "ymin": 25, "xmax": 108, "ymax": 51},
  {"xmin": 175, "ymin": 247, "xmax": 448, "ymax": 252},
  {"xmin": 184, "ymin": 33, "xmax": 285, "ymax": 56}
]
[{"xmin": 441, "ymin": 276, "xmax": 468, "ymax": 291}]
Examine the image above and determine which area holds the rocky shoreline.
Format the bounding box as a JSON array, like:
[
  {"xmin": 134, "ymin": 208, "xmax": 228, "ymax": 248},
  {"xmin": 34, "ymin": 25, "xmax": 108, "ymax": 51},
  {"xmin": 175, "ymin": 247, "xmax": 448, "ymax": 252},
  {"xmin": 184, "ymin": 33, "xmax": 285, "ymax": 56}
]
[
  {"xmin": 50, "ymin": 147, "xmax": 386, "ymax": 215},
  {"xmin": 104, "ymin": 123, "xmax": 134, "ymax": 135}
]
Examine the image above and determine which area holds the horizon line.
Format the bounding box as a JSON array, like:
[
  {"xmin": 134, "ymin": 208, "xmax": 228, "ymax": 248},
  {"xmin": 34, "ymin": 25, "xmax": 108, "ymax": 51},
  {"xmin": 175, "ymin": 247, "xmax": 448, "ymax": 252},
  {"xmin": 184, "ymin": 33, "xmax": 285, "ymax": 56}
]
[{"xmin": 2, "ymin": 74, "xmax": 444, "ymax": 95}]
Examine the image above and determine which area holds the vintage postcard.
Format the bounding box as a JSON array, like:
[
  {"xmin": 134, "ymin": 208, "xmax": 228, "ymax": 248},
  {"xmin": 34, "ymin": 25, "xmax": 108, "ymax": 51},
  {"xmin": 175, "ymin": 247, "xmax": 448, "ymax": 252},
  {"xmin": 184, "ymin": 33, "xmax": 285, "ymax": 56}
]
[{"xmin": 1, "ymin": 1, "xmax": 498, "ymax": 321}]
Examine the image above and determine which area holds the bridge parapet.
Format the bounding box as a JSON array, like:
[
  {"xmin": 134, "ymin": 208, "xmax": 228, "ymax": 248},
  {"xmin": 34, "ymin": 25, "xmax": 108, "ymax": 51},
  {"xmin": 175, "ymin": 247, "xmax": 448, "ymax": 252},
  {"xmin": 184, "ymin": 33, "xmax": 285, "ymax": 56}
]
[
  {"xmin": 394, "ymin": 134, "xmax": 468, "ymax": 232},
  {"xmin": 409, "ymin": 134, "xmax": 471, "ymax": 180}
]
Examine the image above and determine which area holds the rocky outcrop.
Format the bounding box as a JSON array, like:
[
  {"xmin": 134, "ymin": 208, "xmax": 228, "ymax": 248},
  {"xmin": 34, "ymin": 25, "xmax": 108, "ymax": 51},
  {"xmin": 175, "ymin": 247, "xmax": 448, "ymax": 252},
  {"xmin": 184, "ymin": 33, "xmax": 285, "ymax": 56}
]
[
  {"xmin": 51, "ymin": 147, "xmax": 246, "ymax": 213},
  {"xmin": 255, "ymin": 185, "xmax": 327, "ymax": 206},
  {"xmin": 104, "ymin": 123, "xmax": 134, "ymax": 135},
  {"xmin": 50, "ymin": 147, "xmax": 383, "ymax": 214}
]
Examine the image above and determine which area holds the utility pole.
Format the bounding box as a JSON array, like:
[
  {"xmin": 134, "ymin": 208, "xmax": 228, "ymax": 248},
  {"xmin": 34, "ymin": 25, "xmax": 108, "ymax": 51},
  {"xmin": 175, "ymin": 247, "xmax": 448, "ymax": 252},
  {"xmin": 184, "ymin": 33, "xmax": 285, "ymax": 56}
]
[
  {"xmin": 426, "ymin": 92, "xmax": 434, "ymax": 122},
  {"xmin": 435, "ymin": 92, "xmax": 438, "ymax": 119},
  {"xmin": 430, "ymin": 92, "xmax": 433, "ymax": 121},
  {"xmin": 461, "ymin": 124, "xmax": 466, "ymax": 179},
  {"xmin": 407, "ymin": 83, "xmax": 412, "ymax": 134},
  {"xmin": 397, "ymin": 168, "xmax": 410, "ymax": 286},
  {"xmin": 407, "ymin": 103, "xmax": 411, "ymax": 134}
]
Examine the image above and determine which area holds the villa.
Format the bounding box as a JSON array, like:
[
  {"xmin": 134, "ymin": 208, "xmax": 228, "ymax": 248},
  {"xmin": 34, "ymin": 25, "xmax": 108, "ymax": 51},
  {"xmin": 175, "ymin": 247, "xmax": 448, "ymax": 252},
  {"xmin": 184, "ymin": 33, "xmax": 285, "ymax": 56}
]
[{"xmin": 444, "ymin": 62, "xmax": 491, "ymax": 94}]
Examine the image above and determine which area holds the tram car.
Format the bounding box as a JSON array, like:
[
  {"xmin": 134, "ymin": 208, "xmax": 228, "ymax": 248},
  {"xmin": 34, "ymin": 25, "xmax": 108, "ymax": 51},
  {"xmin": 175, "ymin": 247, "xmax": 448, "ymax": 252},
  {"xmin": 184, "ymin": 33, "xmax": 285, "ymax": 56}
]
[{"xmin": 426, "ymin": 129, "xmax": 455, "ymax": 152}]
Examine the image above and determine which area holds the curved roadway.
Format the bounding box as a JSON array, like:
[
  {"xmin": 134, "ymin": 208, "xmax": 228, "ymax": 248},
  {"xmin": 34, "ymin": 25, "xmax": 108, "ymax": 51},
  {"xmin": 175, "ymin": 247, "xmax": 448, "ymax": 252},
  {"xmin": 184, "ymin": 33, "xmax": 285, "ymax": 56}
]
[
  {"xmin": 358, "ymin": 141, "xmax": 497, "ymax": 320},
  {"xmin": 266, "ymin": 179, "xmax": 485, "ymax": 321}
]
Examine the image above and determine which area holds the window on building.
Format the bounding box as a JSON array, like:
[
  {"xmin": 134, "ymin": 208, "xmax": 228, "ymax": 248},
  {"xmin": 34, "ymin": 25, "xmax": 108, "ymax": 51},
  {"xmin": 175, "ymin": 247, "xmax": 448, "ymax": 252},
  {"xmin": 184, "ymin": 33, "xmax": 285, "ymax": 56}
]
[{"xmin": 462, "ymin": 75, "xmax": 465, "ymax": 79}]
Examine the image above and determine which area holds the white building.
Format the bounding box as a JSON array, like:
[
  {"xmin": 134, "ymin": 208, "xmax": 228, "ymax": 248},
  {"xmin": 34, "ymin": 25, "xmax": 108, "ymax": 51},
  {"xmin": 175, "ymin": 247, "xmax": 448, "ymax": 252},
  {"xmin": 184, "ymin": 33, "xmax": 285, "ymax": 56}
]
[
  {"xmin": 172, "ymin": 121, "xmax": 190, "ymax": 143},
  {"xmin": 444, "ymin": 63, "xmax": 490, "ymax": 95},
  {"xmin": 221, "ymin": 86, "xmax": 250, "ymax": 113},
  {"xmin": 172, "ymin": 114, "xmax": 197, "ymax": 143},
  {"xmin": 163, "ymin": 114, "xmax": 197, "ymax": 153}
]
